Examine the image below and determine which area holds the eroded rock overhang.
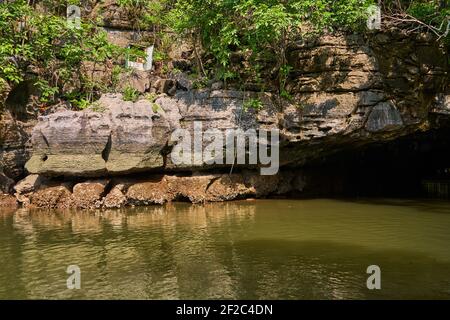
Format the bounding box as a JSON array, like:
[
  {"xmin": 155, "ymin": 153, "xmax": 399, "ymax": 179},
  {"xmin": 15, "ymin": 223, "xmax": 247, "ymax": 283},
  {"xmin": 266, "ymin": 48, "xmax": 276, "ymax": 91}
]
[{"xmin": 25, "ymin": 32, "xmax": 449, "ymax": 177}]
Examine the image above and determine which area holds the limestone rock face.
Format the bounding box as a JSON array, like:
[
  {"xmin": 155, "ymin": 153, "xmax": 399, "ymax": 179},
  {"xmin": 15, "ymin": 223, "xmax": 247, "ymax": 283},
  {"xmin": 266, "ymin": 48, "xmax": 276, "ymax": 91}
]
[
  {"xmin": 0, "ymin": 111, "xmax": 35, "ymax": 191},
  {"xmin": 13, "ymin": 174, "xmax": 47, "ymax": 206},
  {"xmin": 30, "ymin": 185, "xmax": 72, "ymax": 209},
  {"xmin": 432, "ymin": 94, "xmax": 450, "ymax": 115},
  {"xmin": 103, "ymin": 185, "xmax": 127, "ymax": 209},
  {"xmin": 71, "ymin": 180, "xmax": 110, "ymax": 209},
  {"xmin": 24, "ymin": 32, "xmax": 448, "ymax": 178},
  {"xmin": 26, "ymin": 109, "xmax": 111, "ymax": 177},
  {"xmin": 22, "ymin": 170, "xmax": 301, "ymax": 209},
  {"xmin": 90, "ymin": 0, "xmax": 133, "ymax": 30},
  {"xmin": 365, "ymin": 102, "xmax": 404, "ymax": 132},
  {"xmin": 14, "ymin": 174, "xmax": 47, "ymax": 195},
  {"xmin": 26, "ymin": 94, "xmax": 171, "ymax": 177}
]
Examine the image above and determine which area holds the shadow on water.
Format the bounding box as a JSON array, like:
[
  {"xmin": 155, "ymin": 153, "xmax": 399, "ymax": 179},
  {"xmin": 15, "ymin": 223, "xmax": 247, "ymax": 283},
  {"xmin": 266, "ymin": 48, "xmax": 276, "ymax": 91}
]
[
  {"xmin": 1, "ymin": 200, "xmax": 450, "ymax": 299},
  {"xmin": 329, "ymin": 197, "xmax": 450, "ymax": 216},
  {"xmin": 231, "ymin": 239, "xmax": 450, "ymax": 300}
]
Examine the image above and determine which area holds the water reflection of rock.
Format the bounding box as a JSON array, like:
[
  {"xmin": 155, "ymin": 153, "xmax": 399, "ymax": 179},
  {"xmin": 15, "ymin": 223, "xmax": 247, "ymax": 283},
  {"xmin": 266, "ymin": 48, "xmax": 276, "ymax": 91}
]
[
  {"xmin": 12, "ymin": 208, "xmax": 37, "ymax": 239},
  {"xmin": 12, "ymin": 202, "xmax": 257, "ymax": 232},
  {"xmin": 2, "ymin": 200, "xmax": 450, "ymax": 299},
  {"xmin": 104, "ymin": 202, "xmax": 257, "ymax": 299},
  {"xmin": 125, "ymin": 202, "xmax": 256, "ymax": 229},
  {"xmin": 1, "ymin": 203, "xmax": 366, "ymax": 299},
  {"xmin": 1, "ymin": 203, "xmax": 257, "ymax": 299}
]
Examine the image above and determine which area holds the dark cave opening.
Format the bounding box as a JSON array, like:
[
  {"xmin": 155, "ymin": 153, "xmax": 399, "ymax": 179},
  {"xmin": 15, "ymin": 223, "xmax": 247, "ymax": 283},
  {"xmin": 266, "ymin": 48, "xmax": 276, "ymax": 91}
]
[{"xmin": 298, "ymin": 123, "xmax": 450, "ymax": 199}]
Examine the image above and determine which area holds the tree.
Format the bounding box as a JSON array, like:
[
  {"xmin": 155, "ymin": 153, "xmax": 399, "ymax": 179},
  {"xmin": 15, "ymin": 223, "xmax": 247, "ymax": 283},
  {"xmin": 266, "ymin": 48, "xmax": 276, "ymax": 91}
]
[
  {"xmin": 0, "ymin": 0, "xmax": 124, "ymax": 107},
  {"xmin": 167, "ymin": 0, "xmax": 375, "ymax": 90},
  {"xmin": 384, "ymin": 0, "xmax": 450, "ymax": 41}
]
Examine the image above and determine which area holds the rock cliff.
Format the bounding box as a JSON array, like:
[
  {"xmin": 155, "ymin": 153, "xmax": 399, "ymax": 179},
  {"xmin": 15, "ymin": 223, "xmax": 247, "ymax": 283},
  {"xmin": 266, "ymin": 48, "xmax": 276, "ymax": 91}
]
[
  {"xmin": 3, "ymin": 31, "xmax": 450, "ymax": 208},
  {"xmin": 26, "ymin": 32, "xmax": 448, "ymax": 176}
]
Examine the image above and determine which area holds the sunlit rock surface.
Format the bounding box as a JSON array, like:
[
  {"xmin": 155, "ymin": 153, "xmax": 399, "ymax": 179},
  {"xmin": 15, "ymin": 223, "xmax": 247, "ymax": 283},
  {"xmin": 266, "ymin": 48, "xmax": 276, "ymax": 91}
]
[
  {"xmin": 25, "ymin": 32, "xmax": 448, "ymax": 178},
  {"xmin": 15, "ymin": 31, "xmax": 449, "ymax": 207}
]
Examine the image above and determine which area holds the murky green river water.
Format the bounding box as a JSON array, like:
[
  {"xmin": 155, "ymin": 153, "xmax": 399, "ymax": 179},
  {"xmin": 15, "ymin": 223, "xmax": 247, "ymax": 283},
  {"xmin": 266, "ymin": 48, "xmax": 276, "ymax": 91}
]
[{"xmin": 1, "ymin": 199, "xmax": 450, "ymax": 300}]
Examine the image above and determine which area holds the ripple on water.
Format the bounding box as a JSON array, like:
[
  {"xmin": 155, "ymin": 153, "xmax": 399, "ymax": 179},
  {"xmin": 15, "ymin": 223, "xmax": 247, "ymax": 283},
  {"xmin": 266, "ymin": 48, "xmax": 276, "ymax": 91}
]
[{"xmin": 0, "ymin": 199, "xmax": 450, "ymax": 299}]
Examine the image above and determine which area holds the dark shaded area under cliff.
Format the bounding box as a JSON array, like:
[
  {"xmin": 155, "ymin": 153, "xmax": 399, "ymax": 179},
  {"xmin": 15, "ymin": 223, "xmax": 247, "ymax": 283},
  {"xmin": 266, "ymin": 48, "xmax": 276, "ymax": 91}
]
[{"xmin": 298, "ymin": 119, "xmax": 450, "ymax": 199}]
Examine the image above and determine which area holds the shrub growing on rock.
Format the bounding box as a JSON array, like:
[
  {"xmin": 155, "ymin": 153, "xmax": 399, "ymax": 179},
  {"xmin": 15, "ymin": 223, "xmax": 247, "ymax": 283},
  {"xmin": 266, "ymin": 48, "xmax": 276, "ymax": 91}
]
[{"xmin": 0, "ymin": 0, "xmax": 124, "ymax": 108}]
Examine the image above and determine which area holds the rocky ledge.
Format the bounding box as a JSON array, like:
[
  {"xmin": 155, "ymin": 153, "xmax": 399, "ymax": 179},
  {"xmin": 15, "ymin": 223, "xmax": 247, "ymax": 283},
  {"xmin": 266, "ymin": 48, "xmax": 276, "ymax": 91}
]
[{"xmin": 13, "ymin": 171, "xmax": 305, "ymax": 209}]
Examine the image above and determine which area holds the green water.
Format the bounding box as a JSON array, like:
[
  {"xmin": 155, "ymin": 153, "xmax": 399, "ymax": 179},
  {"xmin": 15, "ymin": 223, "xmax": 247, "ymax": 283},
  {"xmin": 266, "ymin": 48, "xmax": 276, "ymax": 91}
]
[{"xmin": 1, "ymin": 199, "xmax": 450, "ymax": 300}]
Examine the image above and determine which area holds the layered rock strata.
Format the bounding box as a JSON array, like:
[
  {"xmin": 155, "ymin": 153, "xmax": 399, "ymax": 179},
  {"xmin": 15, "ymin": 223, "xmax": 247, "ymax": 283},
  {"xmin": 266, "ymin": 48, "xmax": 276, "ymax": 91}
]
[{"xmin": 4, "ymin": 31, "xmax": 449, "ymax": 208}]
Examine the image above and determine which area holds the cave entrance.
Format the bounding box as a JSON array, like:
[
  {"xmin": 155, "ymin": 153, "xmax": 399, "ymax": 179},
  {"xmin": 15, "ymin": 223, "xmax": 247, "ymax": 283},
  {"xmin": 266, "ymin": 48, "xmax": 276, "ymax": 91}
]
[{"xmin": 298, "ymin": 122, "xmax": 450, "ymax": 199}]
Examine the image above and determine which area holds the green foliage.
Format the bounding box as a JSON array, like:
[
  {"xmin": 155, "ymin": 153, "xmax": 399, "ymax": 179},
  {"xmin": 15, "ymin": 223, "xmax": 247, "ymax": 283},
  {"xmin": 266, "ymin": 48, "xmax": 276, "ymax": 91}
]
[
  {"xmin": 151, "ymin": 102, "xmax": 161, "ymax": 113},
  {"xmin": 279, "ymin": 64, "xmax": 293, "ymax": 99},
  {"xmin": 34, "ymin": 79, "xmax": 59, "ymax": 103},
  {"xmin": 192, "ymin": 77, "xmax": 209, "ymax": 89},
  {"xmin": 408, "ymin": 0, "xmax": 450, "ymax": 39},
  {"xmin": 145, "ymin": 92, "xmax": 158, "ymax": 101},
  {"xmin": 0, "ymin": 78, "xmax": 6, "ymax": 92},
  {"xmin": 243, "ymin": 98, "xmax": 264, "ymax": 112},
  {"xmin": 90, "ymin": 101, "xmax": 105, "ymax": 112},
  {"xmin": 216, "ymin": 68, "xmax": 238, "ymax": 84},
  {"xmin": 125, "ymin": 46, "xmax": 147, "ymax": 63},
  {"xmin": 158, "ymin": 0, "xmax": 450, "ymax": 88},
  {"xmin": 145, "ymin": 92, "xmax": 161, "ymax": 112},
  {"xmin": 117, "ymin": 0, "xmax": 170, "ymax": 31},
  {"xmin": 0, "ymin": 0, "xmax": 125, "ymax": 107},
  {"xmin": 408, "ymin": 1, "xmax": 438, "ymax": 20},
  {"xmin": 70, "ymin": 98, "xmax": 91, "ymax": 110},
  {"xmin": 168, "ymin": 0, "xmax": 374, "ymax": 66},
  {"xmin": 1, "ymin": 0, "xmax": 448, "ymax": 114},
  {"xmin": 386, "ymin": 1, "xmax": 450, "ymax": 44},
  {"xmin": 167, "ymin": 0, "xmax": 375, "ymax": 93},
  {"xmin": 123, "ymin": 86, "xmax": 140, "ymax": 102},
  {"xmin": 111, "ymin": 65, "xmax": 124, "ymax": 92},
  {"xmin": 153, "ymin": 49, "xmax": 167, "ymax": 62}
]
